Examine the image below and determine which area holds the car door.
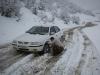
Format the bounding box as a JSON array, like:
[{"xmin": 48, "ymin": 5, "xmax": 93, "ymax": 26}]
[
  {"xmin": 50, "ymin": 26, "xmax": 57, "ymax": 38},
  {"xmin": 54, "ymin": 26, "xmax": 62, "ymax": 39},
  {"xmin": 50, "ymin": 26, "xmax": 62, "ymax": 39}
]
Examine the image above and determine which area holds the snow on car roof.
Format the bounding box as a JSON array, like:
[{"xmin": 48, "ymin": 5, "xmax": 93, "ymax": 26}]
[{"xmin": 35, "ymin": 25, "xmax": 57, "ymax": 27}]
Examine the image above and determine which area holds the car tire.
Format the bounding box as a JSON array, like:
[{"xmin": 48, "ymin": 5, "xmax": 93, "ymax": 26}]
[
  {"xmin": 15, "ymin": 49, "xmax": 24, "ymax": 54},
  {"xmin": 60, "ymin": 35, "xmax": 65, "ymax": 43},
  {"xmin": 35, "ymin": 42, "xmax": 50, "ymax": 56},
  {"xmin": 43, "ymin": 42, "xmax": 50, "ymax": 54}
]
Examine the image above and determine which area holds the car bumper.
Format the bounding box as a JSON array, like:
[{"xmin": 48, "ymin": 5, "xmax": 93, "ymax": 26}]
[{"xmin": 12, "ymin": 44, "xmax": 43, "ymax": 52}]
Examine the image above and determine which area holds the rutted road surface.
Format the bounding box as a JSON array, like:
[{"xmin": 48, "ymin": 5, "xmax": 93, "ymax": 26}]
[
  {"xmin": 0, "ymin": 46, "xmax": 30, "ymax": 72},
  {"xmin": 75, "ymin": 30, "xmax": 100, "ymax": 75},
  {"xmin": 0, "ymin": 23, "xmax": 100, "ymax": 75}
]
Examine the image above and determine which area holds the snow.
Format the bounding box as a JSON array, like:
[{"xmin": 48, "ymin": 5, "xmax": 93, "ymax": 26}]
[
  {"xmin": 72, "ymin": 13, "xmax": 100, "ymax": 54},
  {"xmin": 0, "ymin": 7, "xmax": 41, "ymax": 46},
  {"xmin": 1, "ymin": 24, "xmax": 100, "ymax": 75},
  {"xmin": 0, "ymin": 6, "xmax": 85, "ymax": 46},
  {"xmin": 2, "ymin": 54, "xmax": 52, "ymax": 75},
  {"xmin": 0, "ymin": 3, "xmax": 100, "ymax": 75},
  {"xmin": 80, "ymin": 30, "xmax": 100, "ymax": 75},
  {"xmin": 83, "ymin": 22, "xmax": 100, "ymax": 54},
  {"xmin": 4, "ymin": 54, "xmax": 33, "ymax": 75},
  {"xmin": 15, "ymin": 33, "xmax": 49, "ymax": 43},
  {"xmin": 51, "ymin": 30, "xmax": 84, "ymax": 75},
  {"xmin": 70, "ymin": 13, "xmax": 97, "ymax": 24}
]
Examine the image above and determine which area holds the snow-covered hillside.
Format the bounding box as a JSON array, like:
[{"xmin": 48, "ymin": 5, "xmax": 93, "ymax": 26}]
[
  {"xmin": 0, "ymin": 7, "xmax": 39, "ymax": 45},
  {"xmin": 0, "ymin": 2, "xmax": 100, "ymax": 75}
]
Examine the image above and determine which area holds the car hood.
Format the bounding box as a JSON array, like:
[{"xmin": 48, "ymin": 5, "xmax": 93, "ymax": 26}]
[{"xmin": 15, "ymin": 33, "xmax": 49, "ymax": 43}]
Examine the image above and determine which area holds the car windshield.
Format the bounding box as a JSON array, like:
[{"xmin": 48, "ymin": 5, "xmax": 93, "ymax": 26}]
[{"xmin": 26, "ymin": 26, "xmax": 49, "ymax": 35}]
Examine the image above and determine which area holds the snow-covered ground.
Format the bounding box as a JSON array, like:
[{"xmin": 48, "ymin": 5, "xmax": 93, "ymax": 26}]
[
  {"xmin": 1, "ymin": 26, "xmax": 100, "ymax": 75},
  {"xmin": 51, "ymin": 29, "xmax": 84, "ymax": 75},
  {"xmin": 83, "ymin": 22, "xmax": 100, "ymax": 53},
  {"xmin": 0, "ymin": 29, "xmax": 86, "ymax": 75},
  {"xmin": 72, "ymin": 13, "xmax": 100, "ymax": 54},
  {"xmin": 0, "ymin": 5, "xmax": 100, "ymax": 75}
]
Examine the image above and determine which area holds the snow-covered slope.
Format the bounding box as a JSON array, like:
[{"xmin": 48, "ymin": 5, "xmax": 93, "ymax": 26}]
[
  {"xmin": 70, "ymin": 13, "xmax": 97, "ymax": 24},
  {"xmin": 0, "ymin": 7, "xmax": 41, "ymax": 45}
]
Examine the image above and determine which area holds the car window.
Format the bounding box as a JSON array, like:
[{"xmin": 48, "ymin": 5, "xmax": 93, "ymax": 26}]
[
  {"xmin": 54, "ymin": 26, "xmax": 60, "ymax": 33},
  {"xmin": 50, "ymin": 26, "xmax": 56, "ymax": 35}
]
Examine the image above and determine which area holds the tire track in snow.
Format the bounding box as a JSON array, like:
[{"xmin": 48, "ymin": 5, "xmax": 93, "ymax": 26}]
[
  {"xmin": 1, "ymin": 54, "xmax": 33, "ymax": 75},
  {"xmin": 10, "ymin": 30, "xmax": 75, "ymax": 75},
  {"xmin": 75, "ymin": 30, "xmax": 100, "ymax": 75},
  {"xmin": 50, "ymin": 24, "xmax": 96, "ymax": 75},
  {"xmin": 0, "ymin": 53, "xmax": 24, "ymax": 72},
  {"xmin": 40, "ymin": 30, "xmax": 76, "ymax": 75},
  {"xmin": 0, "ymin": 45, "xmax": 31, "ymax": 73},
  {"xmin": 0, "ymin": 23, "xmax": 97, "ymax": 75},
  {"xmin": 75, "ymin": 30, "xmax": 92, "ymax": 75},
  {"xmin": 49, "ymin": 29, "xmax": 85, "ymax": 75},
  {"xmin": 40, "ymin": 53, "xmax": 65, "ymax": 75}
]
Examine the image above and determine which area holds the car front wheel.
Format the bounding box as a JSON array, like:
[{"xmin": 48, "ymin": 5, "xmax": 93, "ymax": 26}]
[{"xmin": 43, "ymin": 42, "xmax": 50, "ymax": 53}]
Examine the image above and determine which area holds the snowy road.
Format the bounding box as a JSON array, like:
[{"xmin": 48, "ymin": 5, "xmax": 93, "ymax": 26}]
[
  {"xmin": 0, "ymin": 46, "xmax": 30, "ymax": 72},
  {"xmin": 51, "ymin": 24, "xmax": 100, "ymax": 75},
  {"xmin": 76, "ymin": 30, "xmax": 100, "ymax": 75},
  {"xmin": 0, "ymin": 24, "xmax": 100, "ymax": 75}
]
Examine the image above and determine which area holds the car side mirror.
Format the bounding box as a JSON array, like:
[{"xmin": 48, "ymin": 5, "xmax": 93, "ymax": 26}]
[{"xmin": 50, "ymin": 32, "xmax": 55, "ymax": 35}]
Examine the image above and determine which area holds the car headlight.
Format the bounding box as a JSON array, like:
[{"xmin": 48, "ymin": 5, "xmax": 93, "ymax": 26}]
[{"xmin": 30, "ymin": 42, "xmax": 42, "ymax": 45}]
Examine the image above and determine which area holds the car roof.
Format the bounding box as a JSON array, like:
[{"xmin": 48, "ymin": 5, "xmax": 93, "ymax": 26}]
[{"xmin": 35, "ymin": 25, "xmax": 58, "ymax": 28}]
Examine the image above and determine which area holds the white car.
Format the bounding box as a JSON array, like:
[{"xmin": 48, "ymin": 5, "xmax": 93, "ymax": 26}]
[{"xmin": 12, "ymin": 25, "xmax": 64, "ymax": 53}]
